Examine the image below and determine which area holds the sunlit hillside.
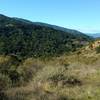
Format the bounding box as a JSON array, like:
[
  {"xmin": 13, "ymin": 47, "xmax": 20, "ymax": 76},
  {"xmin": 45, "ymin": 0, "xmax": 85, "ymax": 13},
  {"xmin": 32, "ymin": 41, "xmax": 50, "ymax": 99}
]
[{"xmin": 0, "ymin": 39, "xmax": 100, "ymax": 100}]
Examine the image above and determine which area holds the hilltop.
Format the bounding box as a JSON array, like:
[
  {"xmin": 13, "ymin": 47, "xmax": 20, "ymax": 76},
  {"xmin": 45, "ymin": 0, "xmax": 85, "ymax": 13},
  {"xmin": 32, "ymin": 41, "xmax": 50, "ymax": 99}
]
[{"xmin": 0, "ymin": 14, "xmax": 93, "ymax": 58}]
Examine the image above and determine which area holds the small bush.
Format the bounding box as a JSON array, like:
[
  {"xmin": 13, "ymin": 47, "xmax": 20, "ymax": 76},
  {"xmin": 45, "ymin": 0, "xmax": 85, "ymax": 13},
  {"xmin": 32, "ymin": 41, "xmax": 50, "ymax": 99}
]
[
  {"xmin": 48, "ymin": 74, "xmax": 82, "ymax": 87},
  {"xmin": 48, "ymin": 74, "xmax": 66, "ymax": 85},
  {"xmin": 96, "ymin": 46, "xmax": 100, "ymax": 53},
  {"xmin": 63, "ymin": 76, "xmax": 82, "ymax": 86},
  {"xmin": 0, "ymin": 74, "xmax": 11, "ymax": 100},
  {"xmin": 0, "ymin": 74, "xmax": 11, "ymax": 91},
  {"xmin": 63, "ymin": 63, "xmax": 70, "ymax": 70}
]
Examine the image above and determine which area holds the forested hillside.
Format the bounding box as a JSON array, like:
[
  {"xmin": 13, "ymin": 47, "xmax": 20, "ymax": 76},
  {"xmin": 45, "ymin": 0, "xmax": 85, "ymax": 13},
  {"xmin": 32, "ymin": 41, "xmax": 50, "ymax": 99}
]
[{"xmin": 0, "ymin": 14, "xmax": 93, "ymax": 58}]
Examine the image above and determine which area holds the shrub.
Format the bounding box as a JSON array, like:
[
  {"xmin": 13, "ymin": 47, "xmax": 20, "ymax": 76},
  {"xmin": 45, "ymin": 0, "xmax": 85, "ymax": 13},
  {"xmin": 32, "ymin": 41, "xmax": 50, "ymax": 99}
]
[
  {"xmin": 0, "ymin": 74, "xmax": 11, "ymax": 91},
  {"xmin": 96, "ymin": 46, "xmax": 100, "ymax": 53},
  {"xmin": 0, "ymin": 74, "xmax": 11, "ymax": 100}
]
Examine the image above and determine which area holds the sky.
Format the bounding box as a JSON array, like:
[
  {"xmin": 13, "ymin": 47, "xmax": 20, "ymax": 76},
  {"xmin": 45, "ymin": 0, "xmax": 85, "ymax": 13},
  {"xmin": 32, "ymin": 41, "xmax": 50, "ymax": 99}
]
[{"xmin": 0, "ymin": 0, "xmax": 100, "ymax": 33}]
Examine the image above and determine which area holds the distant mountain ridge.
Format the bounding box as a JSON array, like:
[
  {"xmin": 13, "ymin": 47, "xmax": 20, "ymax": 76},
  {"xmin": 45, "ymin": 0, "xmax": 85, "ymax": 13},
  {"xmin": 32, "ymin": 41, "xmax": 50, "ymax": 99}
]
[
  {"xmin": 0, "ymin": 14, "xmax": 93, "ymax": 58},
  {"xmin": 86, "ymin": 33, "xmax": 100, "ymax": 38},
  {"xmin": 0, "ymin": 14, "xmax": 91, "ymax": 36},
  {"xmin": 14, "ymin": 18, "xmax": 85, "ymax": 35}
]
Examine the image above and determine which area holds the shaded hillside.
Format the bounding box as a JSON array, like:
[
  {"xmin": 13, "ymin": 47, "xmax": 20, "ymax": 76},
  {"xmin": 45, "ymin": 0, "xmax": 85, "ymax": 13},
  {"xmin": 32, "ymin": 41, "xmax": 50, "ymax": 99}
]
[{"xmin": 0, "ymin": 14, "xmax": 93, "ymax": 58}]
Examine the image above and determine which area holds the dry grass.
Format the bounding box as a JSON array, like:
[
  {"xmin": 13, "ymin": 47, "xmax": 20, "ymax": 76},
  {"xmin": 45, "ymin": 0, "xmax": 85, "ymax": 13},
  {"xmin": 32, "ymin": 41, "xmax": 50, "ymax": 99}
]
[{"xmin": 0, "ymin": 46, "xmax": 100, "ymax": 100}]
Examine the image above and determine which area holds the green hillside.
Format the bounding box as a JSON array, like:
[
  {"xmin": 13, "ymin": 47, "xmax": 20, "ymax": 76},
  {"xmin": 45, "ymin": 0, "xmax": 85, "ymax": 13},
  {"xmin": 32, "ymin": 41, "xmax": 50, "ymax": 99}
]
[{"xmin": 0, "ymin": 14, "xmax": 93, "ymax": 58}]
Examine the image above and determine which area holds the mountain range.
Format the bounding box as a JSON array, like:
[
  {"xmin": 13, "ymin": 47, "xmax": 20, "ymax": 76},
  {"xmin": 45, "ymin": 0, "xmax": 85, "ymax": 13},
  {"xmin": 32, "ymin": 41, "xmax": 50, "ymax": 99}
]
[
  {"xmin": 0, "ymin": 14, "xmax": 93, "ymax": 58},
  {"xmin": 86, "ymin": 33, "xmax": 100, "ymax": 38}
]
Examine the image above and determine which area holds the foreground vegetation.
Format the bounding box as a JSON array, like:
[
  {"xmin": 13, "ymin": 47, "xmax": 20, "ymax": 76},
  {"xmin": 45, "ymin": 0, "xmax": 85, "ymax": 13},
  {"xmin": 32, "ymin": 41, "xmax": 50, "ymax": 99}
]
[{"xmin": 0, "ymin": 43, "xmax": 100, "ymax": 100}]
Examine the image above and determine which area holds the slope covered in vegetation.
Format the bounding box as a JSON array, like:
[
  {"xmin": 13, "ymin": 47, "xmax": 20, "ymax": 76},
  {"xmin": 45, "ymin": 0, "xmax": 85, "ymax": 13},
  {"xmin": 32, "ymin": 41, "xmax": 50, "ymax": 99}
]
[
  {"xmin": 0, "ymin": 14, "xmax": 92, "ymax": 58},
  {"xmin": 0, "ymin": 39, "xmax": 100, "ymax": 100}
]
